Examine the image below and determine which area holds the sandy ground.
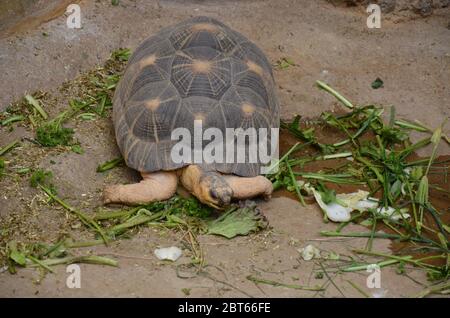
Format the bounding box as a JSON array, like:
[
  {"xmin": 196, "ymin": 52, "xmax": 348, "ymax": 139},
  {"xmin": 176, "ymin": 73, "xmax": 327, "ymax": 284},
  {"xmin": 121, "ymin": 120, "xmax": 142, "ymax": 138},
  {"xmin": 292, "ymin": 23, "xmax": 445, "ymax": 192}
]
[{"xmin": 0, "ymin": 0, "xmax": 449, "ymax": 297}]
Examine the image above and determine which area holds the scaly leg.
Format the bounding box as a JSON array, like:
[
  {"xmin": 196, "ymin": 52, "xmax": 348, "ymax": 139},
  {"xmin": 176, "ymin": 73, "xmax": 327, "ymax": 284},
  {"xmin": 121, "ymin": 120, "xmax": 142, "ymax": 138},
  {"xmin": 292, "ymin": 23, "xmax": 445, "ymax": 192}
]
[
  {"xmin": 223, "ymin": 175, "xmax": 273, "ymax": 200},
  {"xmin": 103, "ymin": 171, "xmax": 178, "ymax": 205}
]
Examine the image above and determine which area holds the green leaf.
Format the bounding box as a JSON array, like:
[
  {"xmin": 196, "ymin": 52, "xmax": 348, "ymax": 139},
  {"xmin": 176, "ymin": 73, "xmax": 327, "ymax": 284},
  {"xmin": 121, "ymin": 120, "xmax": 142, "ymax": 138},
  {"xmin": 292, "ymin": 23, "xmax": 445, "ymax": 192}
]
[
  {"xmin": 77, "ymin": 112, "xmax": 97, "ymax": 121},
  {"xmin": 0, "ymin": 158, "xmax": 5, "ymax": 177},
  {"xmin": 390, "ymin": 179, "xmax": 402, "ymax": 200},
  {"xmin": 16, "ymin": 167, "xmax": 30, "ymax": 175},
  {"xmin": 443, "ymin": 224, "xmax": 450, "ymax": 234},
  {"xmin": 97, "ymin": 157, "xmax": 124, "ymax": 172},
  {"xmin": 30, "ymin": 169, "xmax": 53, "ymax": 188},
  {"xmin": 275, "ymin": 57, "xmax": 295, "ymax": 69},
  {"xmin": 71, "ymin": 144, "xmax": 84, "ymax": 154},
  {"xmin": 371, "ymin": 77, "xmax": 384, "ymax": 89},
  {"xmin": 8, "ymin": 242, "xmax": 27, "ymax": 266},
  {"xmin": 1, "ymin": 115, "xmax": 24, "ymax": 126},
  {"xmin": 111, "ymin": 48, "xmax": 130, "ymax": 61},
  {"xmin": 207, "ymin": 204, "xmax": 268, "ymax": 239},
  {"xmin": 181, "ymin": 288, "xmax": 191, "ymax": 296},
  {"xmin": 9, "ymin": 250, "xmax": 27, "ymax": 266},
  {"xmin": 316, "ymin": 183, "xmax": 337, "ymax": 205},
  {"xmin": 360, "ymin": 219, "xmax": 374, "ymax": 227}
]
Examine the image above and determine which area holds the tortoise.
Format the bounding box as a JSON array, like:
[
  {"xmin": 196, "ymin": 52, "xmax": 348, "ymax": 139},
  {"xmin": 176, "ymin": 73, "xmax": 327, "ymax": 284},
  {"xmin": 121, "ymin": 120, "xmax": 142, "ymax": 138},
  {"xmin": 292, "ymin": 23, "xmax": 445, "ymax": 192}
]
[{"xmin": 103, "ymin": 16, "xmax": 279, "ymax": 208}]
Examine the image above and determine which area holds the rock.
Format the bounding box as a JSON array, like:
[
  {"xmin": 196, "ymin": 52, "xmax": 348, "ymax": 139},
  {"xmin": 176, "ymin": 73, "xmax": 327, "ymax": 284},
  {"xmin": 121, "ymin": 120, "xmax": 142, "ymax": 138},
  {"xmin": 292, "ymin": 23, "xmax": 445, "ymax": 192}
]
[
  {"xmin": 412, "ymin": 0, "xmax": 434, "ymax": 16},
  {"xmin": 298, "ymin": 244, "xmax": 321, "ymax": 261},
  {"xmin": 433, "ymin": 0, "xmax": 449, "ymax": 8},
  {"xmin": 154, "ymin": 246, "xmax": 182, "ymax": 261},
  {"xmin": 379, "ymin": 0, "xmax": 397, "ymax": 13}
]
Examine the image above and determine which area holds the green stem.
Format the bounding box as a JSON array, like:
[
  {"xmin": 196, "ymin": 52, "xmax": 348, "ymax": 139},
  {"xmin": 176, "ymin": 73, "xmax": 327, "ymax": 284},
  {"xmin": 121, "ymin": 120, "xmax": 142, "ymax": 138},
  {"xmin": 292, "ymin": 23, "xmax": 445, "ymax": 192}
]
[
  {"xmin": 25, "ymin": 94, "xmax": 48, "ymax": 120},
  {"xmin": 346, "ymin": 280, "xmax": 370, "ymax": 298},
  {"xmin": 316, "ymin": 80, "xmax": 354, "ymax": 109},
  {"xmin": 0, "ymin": 140, "xmax": 19, "ymax": 156},
  {"xmin": 413, "ymin": 281, "xmax": 450, "ymax": 298},
  {"xmin": 97, "ymin": 157, "xmax": 124, "ymax": 172},
  {"xmin": 343, "ymin": 257, "xmax": 412, "ymax": 272},
  {"xmin": 109, "ymin": 211, "xmax": 165, "ymax": 235},
  {"xmin": 28, "ymin": 255, "xmax": 118, "ymax": 267},
  {"xmin": 246, "ymin": 275, "xmax": 324, "ymax": 291},
  {"xmin": 320, "ymin": 231, "xmax": 443, "ymax": 248},
  {"xmin": 266, "ymin": 142, "xmax": 301, "ymax": 175},
  {"xmin": 353, "ymin": 249, "xmax": 444, "ymax": 270},
  {"xmin": 66, "ymin": 240, "xmax": 106, "ymax": 248},
  {"xmin": 286, "ymin": 157, "xmax": 305, "ymax": 206},
  {"xmin": 94, "ymin": 207, "xmax": 140, "ymax": 220},
  {"xmin": 38, "ymin": 184, "xmax": 109, "ymax": 245},
  {"xmin": 1, "ymin": 115, "xmax": 24, "ymax": 126},
  {"xmin": 27, "ymin": 255, "xmax": 55, "ymax": 273}
]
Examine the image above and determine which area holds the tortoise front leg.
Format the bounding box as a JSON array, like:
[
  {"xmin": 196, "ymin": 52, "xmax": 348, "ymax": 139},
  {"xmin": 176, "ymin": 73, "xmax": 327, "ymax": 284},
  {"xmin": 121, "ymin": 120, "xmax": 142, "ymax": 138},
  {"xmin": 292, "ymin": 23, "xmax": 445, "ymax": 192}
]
[
  {"xmin": 223, "ymin": 175, "xmax": 273, "ymax": 200},
  {"xmin": 103, "ymin": 171, "xmax": 178, "ymax": 205}
]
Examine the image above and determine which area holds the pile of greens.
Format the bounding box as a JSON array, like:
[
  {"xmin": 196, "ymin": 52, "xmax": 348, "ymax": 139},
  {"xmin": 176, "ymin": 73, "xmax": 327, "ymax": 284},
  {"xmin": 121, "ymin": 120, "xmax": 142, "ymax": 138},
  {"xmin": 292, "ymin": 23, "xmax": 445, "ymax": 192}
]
[{"xmin": 268, "ymin": 80, "xmax": 449, "ymax": 282}]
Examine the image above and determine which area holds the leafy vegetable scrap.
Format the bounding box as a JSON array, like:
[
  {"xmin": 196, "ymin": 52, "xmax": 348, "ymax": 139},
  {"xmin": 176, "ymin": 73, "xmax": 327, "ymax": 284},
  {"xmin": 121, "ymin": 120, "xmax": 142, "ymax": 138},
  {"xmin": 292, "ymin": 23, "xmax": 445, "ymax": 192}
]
[{"xmin": 207, "ymin": 201, "xmax": 269, "ymax": 239}]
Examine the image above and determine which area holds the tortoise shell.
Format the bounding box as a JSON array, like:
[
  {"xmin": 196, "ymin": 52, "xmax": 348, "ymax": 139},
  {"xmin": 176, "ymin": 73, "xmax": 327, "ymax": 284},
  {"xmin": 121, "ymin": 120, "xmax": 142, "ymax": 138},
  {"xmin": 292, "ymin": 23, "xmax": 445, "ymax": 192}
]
[{"xmin": 113, "ymin": 16, "xmax": 279, "ymax": 177}]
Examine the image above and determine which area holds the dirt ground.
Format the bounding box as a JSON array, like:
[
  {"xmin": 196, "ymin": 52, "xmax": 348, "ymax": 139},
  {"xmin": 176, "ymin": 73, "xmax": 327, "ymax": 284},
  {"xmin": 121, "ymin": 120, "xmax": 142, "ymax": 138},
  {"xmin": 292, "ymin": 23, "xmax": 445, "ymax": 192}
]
[{"xmin": 0, "ymin": 0, "xmax": 449, "ymax": 298}]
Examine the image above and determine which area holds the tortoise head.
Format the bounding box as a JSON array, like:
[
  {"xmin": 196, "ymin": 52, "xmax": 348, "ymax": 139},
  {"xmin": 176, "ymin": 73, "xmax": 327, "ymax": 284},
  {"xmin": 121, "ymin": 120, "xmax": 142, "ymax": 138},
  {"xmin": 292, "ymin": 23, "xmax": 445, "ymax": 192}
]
[{"xmin": 198, "ymin": 172, "xmax": 233, "ymax": 209}]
